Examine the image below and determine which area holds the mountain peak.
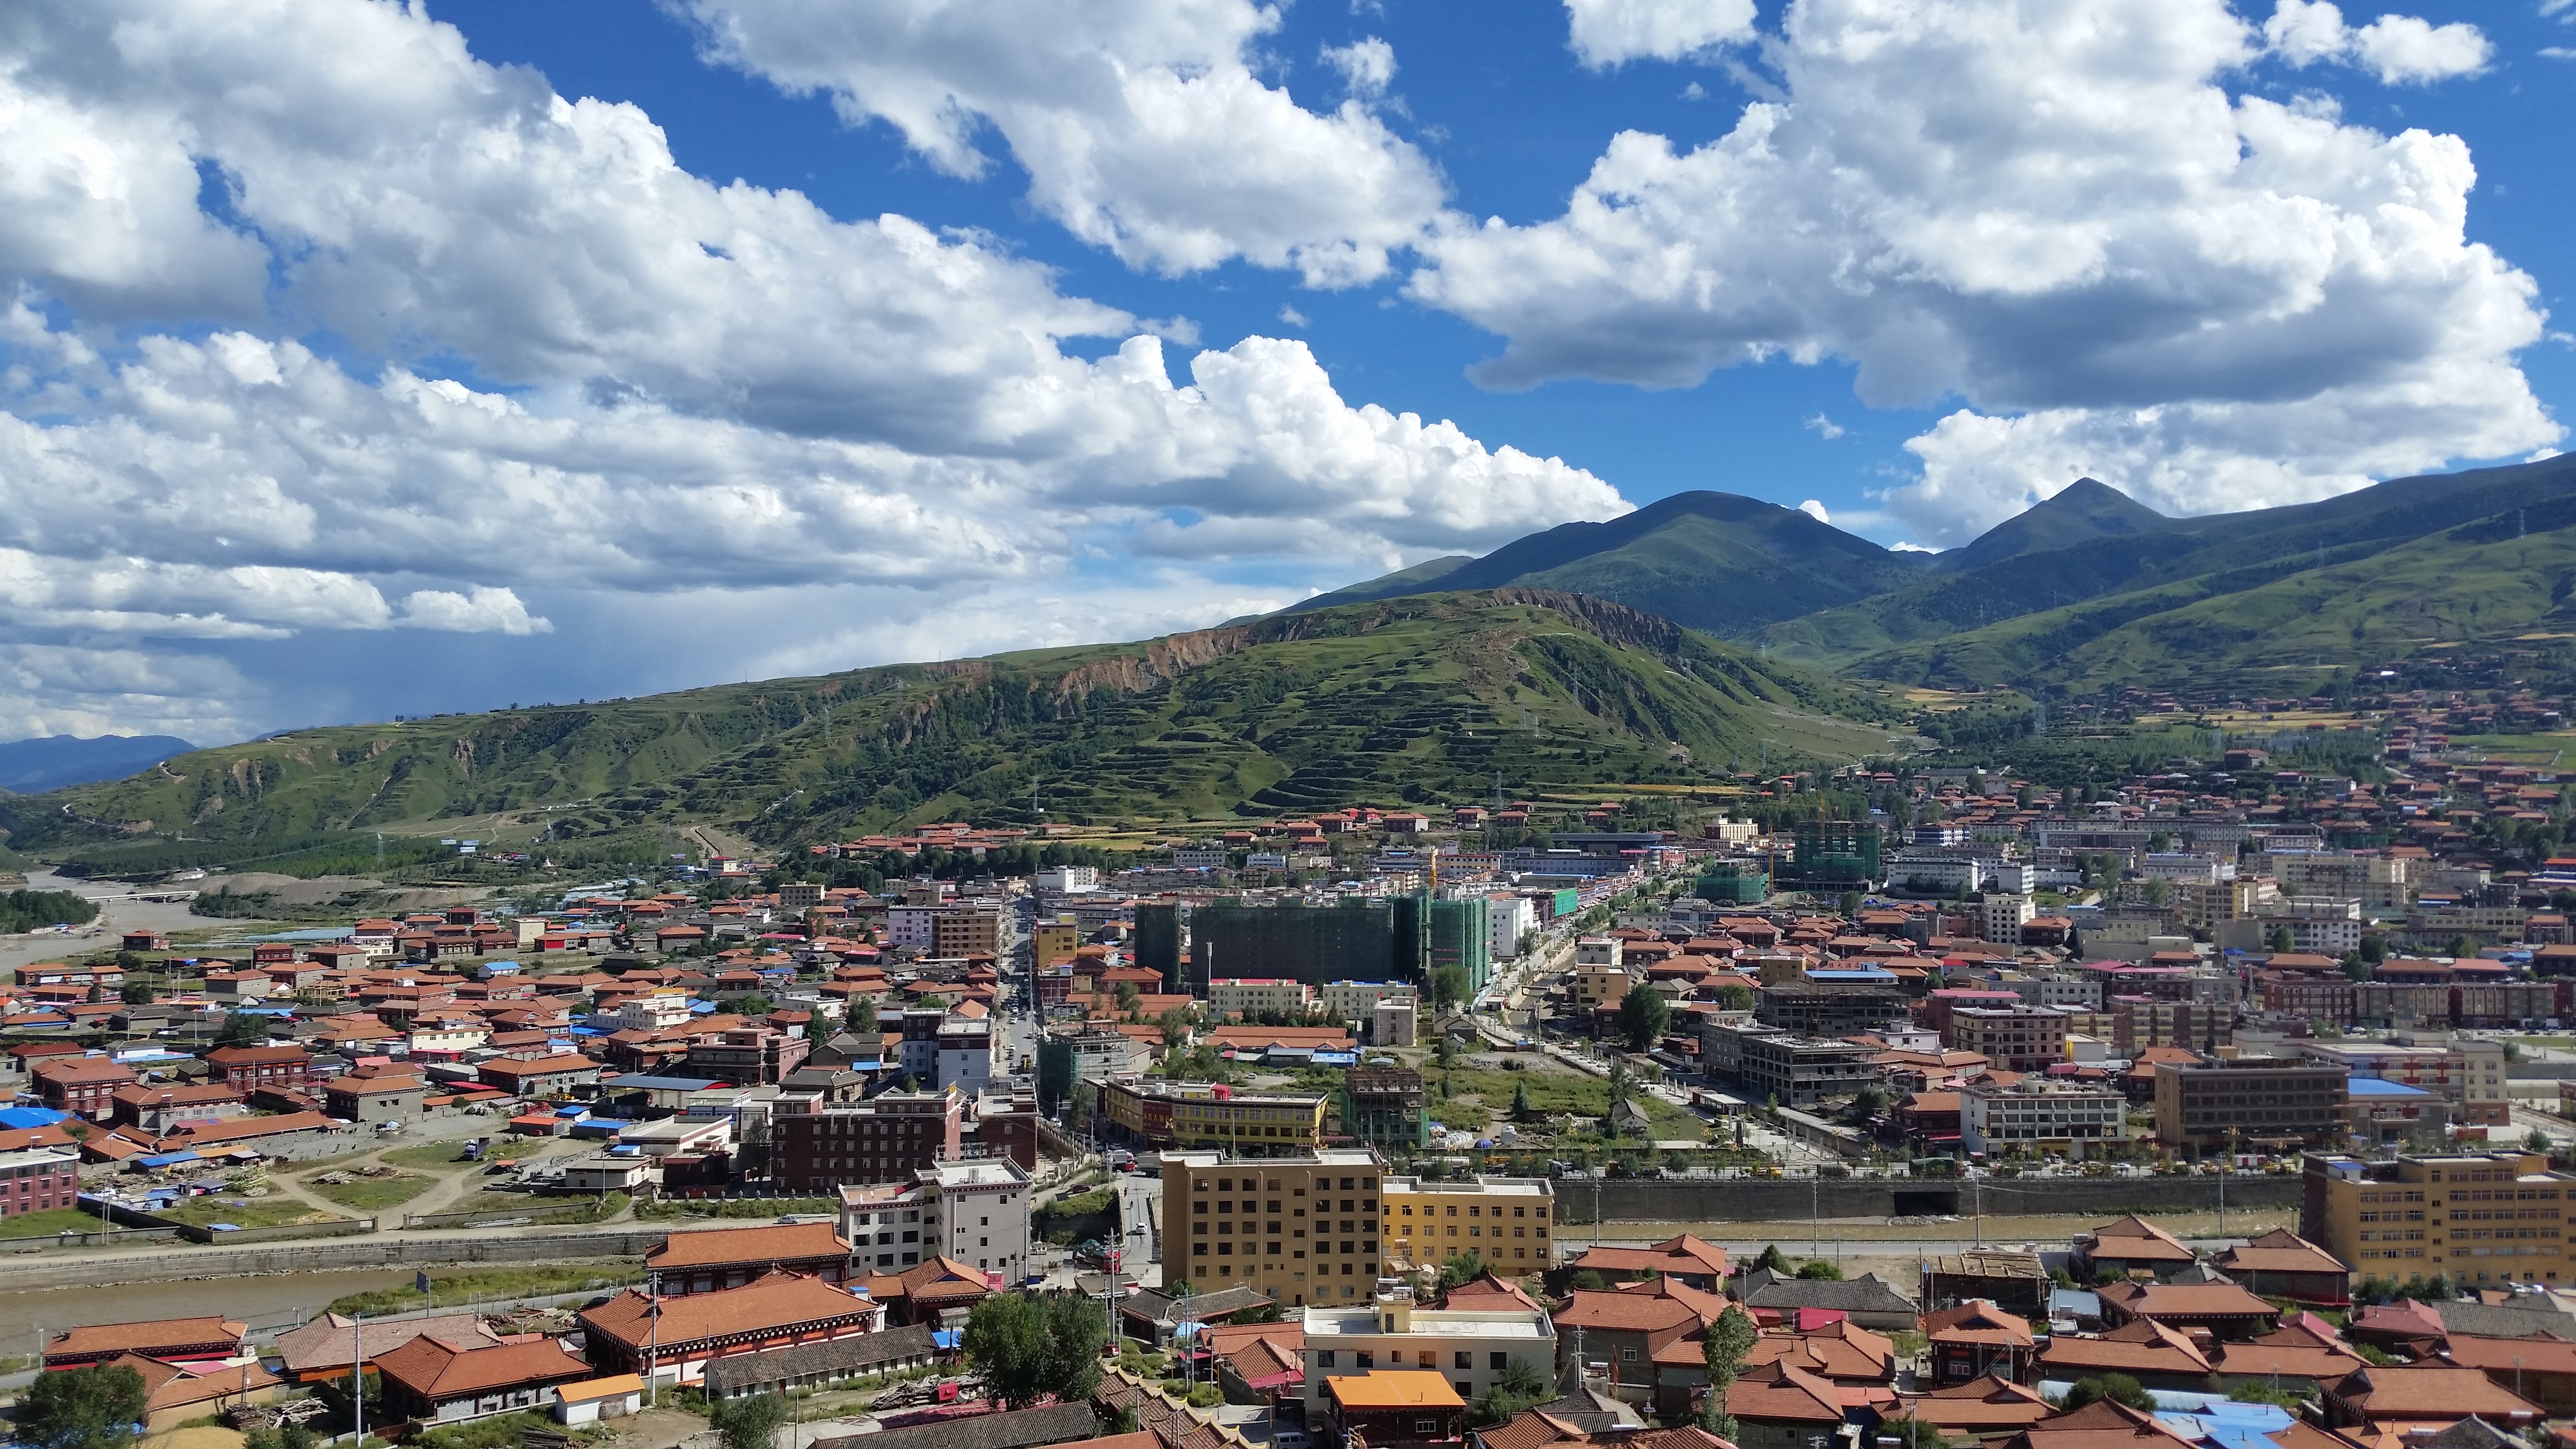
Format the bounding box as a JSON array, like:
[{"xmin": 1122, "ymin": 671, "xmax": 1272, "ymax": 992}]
[{"xmin": 1931, "ymin": 477, "xmax": 2172, "ymax": 574}]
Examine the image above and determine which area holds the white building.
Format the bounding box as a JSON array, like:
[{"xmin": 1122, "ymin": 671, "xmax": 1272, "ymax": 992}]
[
  {"xmin": 1171, "ymin": 845, "xmax": 1227, "ymax": 870},
  {"xmin": 1301, "ymin": 1285, "xmax": 1554, "ymax": 1417},
  {"xmin": 1575, "ymin": 938, "xmax": 1623, "ymax": 968},
  {"xmin": 1211, "ymin": 979, "xmax": 1315, "ymax": 1018},
  {"xmin": 886, "ymin": 905, "xmax": 940, "ymax": 950},
  {"xmin": 1318, "ymin": 981, "xmax": 1417, "ymax": 1021},
  {"xmin": 616, "ymin": 994, "xmax": 695, "ymax": 1031},
  {"xmin": 920, "ymin": 1159, "xmax": 1032, "ymax": 1284},
  {"xmin": 1034, "ymin": 866, "xmax": 1098, "ymax": 895},
  {"xmin": 2256, "ymin": 897, "xmax": 2364, "ymax": 956},
  {"xmin": 1371, "ymin": 998, "xmax": 1418, "ymax": 1048},
  {"xmin": 1980, "ymin": 893, "xmax": 2036, "ymax": 944},
  {"xmin": 935, "ymin": 1016, "xmax": 999, "ymax": 1094},
  {"xmin": 1958, "ymin": 1077, "xmax": 2128, "ymax": 1159},
  {"xmin": 1484, "ymin": 895, "xmax": 1537, "ymax": 961},
  {"xmin": 837, "ymin": 1180, "xmax": 932, "ymax": 1272}
]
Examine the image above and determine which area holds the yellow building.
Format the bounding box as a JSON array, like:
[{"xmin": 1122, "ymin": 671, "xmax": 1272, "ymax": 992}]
[
  {"xmin": 1097, "ymin": 1079, "xmax": 1328, "ymax": 1154},
  {"xmin": 1162, "ymin": 1149, "xmax": 1387, "ymax": 1305},
  {"xmin": 2302, "ymin": 1150, "xmax": 2576, "ymax": 1288},
  {"xmin": 1210, "ymin": 978, "xmax": 1314, "ymax": 1019},
  {"xmin": 1379, "ymin": 1174, "xmax": 1555, "ymax": 1273},
  {"xmin": 1571, "ymin": 967, "xmax": 1631, "ymax": 1010},
  {"xmin": 1033, "ymin": 919, "xmax": 1082, "ymax": 968}
]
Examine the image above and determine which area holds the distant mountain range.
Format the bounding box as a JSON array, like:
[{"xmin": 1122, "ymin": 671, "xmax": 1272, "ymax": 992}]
[
  {"xmin": 0, "ymin": 735, "xmax": 195, "ymax": 795},
  {"xmin": 7, "ymin": 453, "xmax": 2575, "ymax": 863},
  {"xmin": 1301, "ymin": 452, "xmax": 2576, "ymax": 694}
]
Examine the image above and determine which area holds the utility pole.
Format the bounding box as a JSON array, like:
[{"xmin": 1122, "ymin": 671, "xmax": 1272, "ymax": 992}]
[
  {"xmin": 351, "ymin": 1312, "xmax": 364, "ymax": 1448},
  {"xmin": 646, "ymin": 1270, "xmax": 660, "ymax": 1407}
]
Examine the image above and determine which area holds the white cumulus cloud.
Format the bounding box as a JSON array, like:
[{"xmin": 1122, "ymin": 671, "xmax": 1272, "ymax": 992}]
[
  {"xmin": 671, "ymin": 0, "xmax": 1447, "ymax": 285},
  {"xmin": 0, "ymin": 0, "xmax": 1625, "ymax": 734},
  {"xmin": 2264, "ymin": 0, "xmax": 2491, "ymax": 83},
  {"xmin": 1410, "ymin": 0, "xmax": 2558, "ymax": 545},
  {"xmin": 1565, "ymin": 0, "xmax": 1760, "ymax": 67}
]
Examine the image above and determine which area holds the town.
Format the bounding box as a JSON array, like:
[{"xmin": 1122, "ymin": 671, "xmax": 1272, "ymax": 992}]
[{"xmin": 2, "ymin": 680, "xmax": 2576, "ymax": 1449}]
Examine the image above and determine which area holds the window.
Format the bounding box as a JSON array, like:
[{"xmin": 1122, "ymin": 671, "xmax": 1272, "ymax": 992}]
[
  {"xmin": 1491, "ymin": 1354, "xmax": 1508, "ymax": 1370},
  {"xmin": 1455, "ymin": 1352, "xmax": 1472, "ymax": 1369},
  {"xmin": 1317, "ymin": 1352, "xmax": 1335, "ymax": 1368}
]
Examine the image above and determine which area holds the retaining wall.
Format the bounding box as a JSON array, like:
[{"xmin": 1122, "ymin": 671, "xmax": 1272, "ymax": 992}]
[
  {"xmin": 1551, "ymin": 1173, "xmax": 2303, "ymax": 1224},
  {"xmin": 0, "ymin": 1227, "xmax": 666, "ymax": 1291}
]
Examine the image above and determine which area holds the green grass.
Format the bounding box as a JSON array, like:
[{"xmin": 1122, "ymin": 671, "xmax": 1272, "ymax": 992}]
[
  {"xmin": 327, "ymin": 1264, "xmax": 645, "ymax": 1317},
  {"xmin": 0, "ymin": 1207, "xmax": 115, "ymax": 1240},
  {"xmin": 438, "ymin": 1189, "xmax": 628, "ymax": 1223},
  {"xmin": 0, "ymin": 591, "xmax": 1887, "ymax": 858},
  {"xmin": 307, "ymin": 1174, "xmax": 434, "ymax": 1211},
  {"xmin": 154, "ymin": 1195, "xmax": 346, "ymax": 1229},
  {"xmin": 383, "ymin": 1138, "xmax": 540, "ymax": 1170},
  {"xmin": 1428, "ymin": 1064, "xmax": 1701, "ymax": 1138}
]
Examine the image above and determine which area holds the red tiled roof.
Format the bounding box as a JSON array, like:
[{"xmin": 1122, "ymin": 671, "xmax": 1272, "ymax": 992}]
[
  {"xmin": 580, "ymin": 1271, "xmax": 876, "ymax": 1351},
  {"xmin": 645, "ymin": 1221, "xmax": 849, "ymax": 1270},
  {"xmin": 2037, "ymin": 1319, "xmax": 2211, "ymax": 1377},
  {"xmin": 372, "ymin": 1335, "xmax": 593, "ymax": 1399}
]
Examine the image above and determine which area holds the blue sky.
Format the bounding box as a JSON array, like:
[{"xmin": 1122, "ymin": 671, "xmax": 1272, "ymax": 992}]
[{"xmin": 0, "ymin": 0, "xmax": 2567, "ymax": 743}]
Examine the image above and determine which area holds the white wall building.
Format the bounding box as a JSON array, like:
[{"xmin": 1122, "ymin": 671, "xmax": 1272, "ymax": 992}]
[
  {"xmin": 921, "ymin": 1159, "xmax": 1032, "ymax": 1284},
  {"xmin": 1301, "ymin": 1286, "xmax": 1554, "ymax": 1417},
  {"xmin": 1980, "ymin": 893, "xmax": 2036, "ymax": 944},
  {"xmin": 838, "ymin": 1181, "xmax": 932, "ymax": 1271},
  {"xmin": 886, "ymin": 905, "xmax": 939, "ymax": 950},
  {"xmin": 616, "ymin": 994, "xmax": 695, "ymax": 1031},
  {"xmin": 1318, "ymin": 981, "xmax": 1417, "ymax": 1021},
  {"xmin": 1958, "ymin": 1077, "xmax": 2128, "ymax": 1158},
  {"xmin": 935, "ymin": 1017, "xmax": 998, "ymax": 1094},
  {"xmin": 1034, "ymin": 866, "xmax": 1098, "ymax": 895},
  {"xmin": 1484, "ymin": 895, "xmax": 1537, "ymax": 961},
  {"xmin": 1211, "ymin": 979, "xmax": 1315, "ymax": 1018}
]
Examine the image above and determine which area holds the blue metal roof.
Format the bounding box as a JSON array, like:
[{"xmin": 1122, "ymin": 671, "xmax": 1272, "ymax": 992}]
[
  {"xmin": 2348, "ymin": 1076, "xmax": 2434, "ymax": 1097},
  {"xmin": 601, "ymin": 1074, "xmax": 724, "ymax": 1091}
]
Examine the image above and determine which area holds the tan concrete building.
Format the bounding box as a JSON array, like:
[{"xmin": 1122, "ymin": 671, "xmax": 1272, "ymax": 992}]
[
  {"xmin": 1211, "ymin": 978, "xmax": 1314, "ymax": 1018},
  {"xmin": 2293, "ymin": 1034, "xmax": 2509, "ymax": 1128},
  {"xmin": 1379, "ymin": 1174, "xmax": 1556, "ymax": 1272},
  {"xmin": 2303, "ymin": 1150, "xmax": 2576, "ymax": 1288},
  {"xmin": 1162, "ymin": 1149, "xmax": 1386, "ymax": 1306},
  {"xmin": 2154, "ymin": 1055, "xmax": 2349, "ymax": 1153}
]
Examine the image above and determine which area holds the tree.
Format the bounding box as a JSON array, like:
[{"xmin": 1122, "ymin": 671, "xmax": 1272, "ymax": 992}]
[
  {"xmin": 1116, "ymin": 981, "xmax": 1142, "ymax": 1012},
  {"xmin": 17, "ymin": 1363, "xmax": 147, "ymax": 1449},
  {"xmin": 1437, "ymin": 1251, "xmax": 1491, "ymax": 1293},
  {"xmin": 849, "ymin": 996, "xmax": 878, "ymax": 1034},
  {"xmin": 2266, "ymin": 925, "xmax": 2296, "ymax": 953},
  {"xmin": 213, "ymin": 1012, "xmax": 273, "ymax": 1046},
  {"xmin": 1472, "ymin": 1357, "xmax": 1550, "ymax": 1428},
  {"xmin": 1795, "ymin": 1259, "xmax": 1844, "ymax": 1281},
  {"xmin": 1041, "ymin": 1291, "xmax": 1109, "ymax": 1404},
  {"xmin": 2528, "ymin": 1128, "xmax": 2554, "ymax": 1154},
  {"xmin": 1432, "ymin": 964, "xmax": 1472, "ymax": 1010},
  {"xmin": 1606, "ymin": 1061, "xmax": 1637, "ymax": 1116},
  {"xmin": 1698, "ymin": 1304, "xmax": 1758, "ymax": 1436},
  {"xmin": 1753, "ymin": 1243, "xmax": 1790, "ymax": 1274},
  {"xmin": 1884, "ymin": 1417, "xmax": 1952, "ymax": 1449},
  {"xmin": 118, "ymin": 982, "xmax": 155, "ymax": 1005},
  {"xmin": 710, "ymin": 1393, "xmax": 788, "ymax": 1449},
  {"xmin": 1616, "ymin": 987, "xmax": 1671, "ymax": 1052},
  {"xmin": 1844, "ymin": 1086, "xmax": 1888, "ymax": 1126},
  {"xmin": 962, "ymin": 1294, "xmax": 1054, "ymax": 1409},
  {"xmin": 1157, "ymin": 1008, "xmax": 1192, "ymax": 1049},
  {"xmin": 2062, "ymin": 1374, "xmax": 2154, "ymax": 1412},
  {"xmin": 1714, "ymin": 982, "xmax": 1754, "ymax": 1012},
  {"xmin": 1511, "ymin": 1078, "xmax": 1535, "ymax": 1123}
]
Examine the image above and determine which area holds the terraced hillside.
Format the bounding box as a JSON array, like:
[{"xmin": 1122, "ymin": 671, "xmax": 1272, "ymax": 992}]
[{"xmin": 0, "ymin": 591, "xmax": 1899, "ymax": 869}]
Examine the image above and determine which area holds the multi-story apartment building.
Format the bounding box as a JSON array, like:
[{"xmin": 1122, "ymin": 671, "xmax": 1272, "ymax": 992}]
[
  {"xmin": 1755, "ymin": 983, "xmax": 1908, "ymax": 1036},
  {"xmin": 1212, "ymin": 979, "xmax": 1315, "ymax": 1018},
  {"xmin": 2256, "ymin": 898, "xmax": 2364, "ymax": 956},
  {"xmin": 2268, "ymin": 852, "xmax": 2413, "ymax": 913},
  {"xmin": 935, "ymin": 1017, "xmax": 998, "ymax": 1094},
  {"xmin": 1738, "ymin": 1034, "xmax": 1882, "ymax": 1110},
  {"xmin": 1319, "ymin": 981, "xmax": 1417, "ymax": 1022},
  {"xmin": 1960, "ymin": 1077, "xmax": 2128, "ymax": 1159},
  {"xmin": 1946, "ymin": 1006, "xmax": 2071, "ymax": 1073},
  {"xmin": 1571, "ymin": 966, "xmax": 1631, "ymax": 1011},
  {"xmin": 933, "ymin": 906, "xmax": 1005, "ymax": 958},
  {"xmin": 2153, "ymin": 1056, "xmax": 2349, "ymax": 1153},
  {"xmin": 2111, "ymin": 998, "xmax": 2228, "ymax": 1052},
  {"xmin": 1162, "ymin": 1149, "xmax": 1385, "ymax": 1306},
  {"xmin": 2303, "ymin": 1150, "xmax": 2576, "ymax": 1288},
  {"xmin": 2294, "ymin": 1035, "xmax": 2509, "ymax": 1127},
  {"xmin": 1302, "ymin": 1284, "xmax": 1554, "ymax": 1418},
  {"xmin": 1097, "ymin": 1080, "xmax": 1327, "ymax": 1155},
  {"xmin": 920, "ymin": 1159, "xmax": 1031, "ymax": 1285},
  {"xmin": 1379, "ymin": 1174, "xmax": 1556, "ymax": 1273},
  {"xmin": 1980, "ymin": 893, "xmax": 2035, "ymax": 944},
  {"xmin": 2171, "ymin": 879, "xmax": 2273, "ymax": 933},
  {"xmin": 773, "ymin": 1087, "xmax": 965, "ymax": 1191}
]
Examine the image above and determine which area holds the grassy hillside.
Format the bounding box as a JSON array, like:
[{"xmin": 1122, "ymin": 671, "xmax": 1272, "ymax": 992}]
[
  {"xmin": 0, "ymin": 591, "xmax": 1902, "ymax": 871},
  {"xmin": 1763, "ymin": 453, "xmax": 2576, "ymax": 689},
  {"xmin": 1288, "ymin": 492, "xmax": 1932, "ymax": 638},
  {"xmin": 1844, "ymin": 499, "xmax": 2576, "ymax": 694}
]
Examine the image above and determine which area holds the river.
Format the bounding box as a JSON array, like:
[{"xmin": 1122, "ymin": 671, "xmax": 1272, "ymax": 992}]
[{"xmin": 0, "ymin": 1268, "xmax": 423, "ymax": 1355}]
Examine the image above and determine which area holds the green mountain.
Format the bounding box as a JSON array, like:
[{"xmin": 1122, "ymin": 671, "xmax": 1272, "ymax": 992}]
[
  {"xmin": 0, "ymin": 591, "xmax": 1900, "ymax": 871},
  {"xmin": 1924, "ymin": 477, "xmax": 2174, "ymax": 575},
  {"xmin": 1760, "ymin": 452, "xmax": 2576, "ymax": 691},
  {"xmin": 1291, "ymin": 554, "xmax": 1476, "ymax": 611},
  {"xmin": 1289, "ymin": 491, "xmax": 1931, "ymax": 637}
]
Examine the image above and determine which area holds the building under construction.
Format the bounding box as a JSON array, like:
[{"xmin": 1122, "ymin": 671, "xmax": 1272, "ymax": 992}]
[
  {"xmin": 1184, "ymin": 893, "xmax": 1492, "ymax": 994},
  {"xmin": 1780, "ymin": 821, "xmax": 1884, "ymax": 888},
  {"xmin": 1339, "ymin": 1068, "xmax": 1429, "ymax": 1151}
]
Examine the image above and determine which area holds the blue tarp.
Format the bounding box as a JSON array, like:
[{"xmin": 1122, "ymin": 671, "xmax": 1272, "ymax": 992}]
[
  {"xmin": 931, "ymin": 1330, "xmax": 961, "ymax": 1349},
  {"xmin": 0, "ymin": 1106, "xmax": 67, "ymax": 1129},
  {"xmin": 136, "ymin": 1151, "xmax": 201, "ymax": 1168}
]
